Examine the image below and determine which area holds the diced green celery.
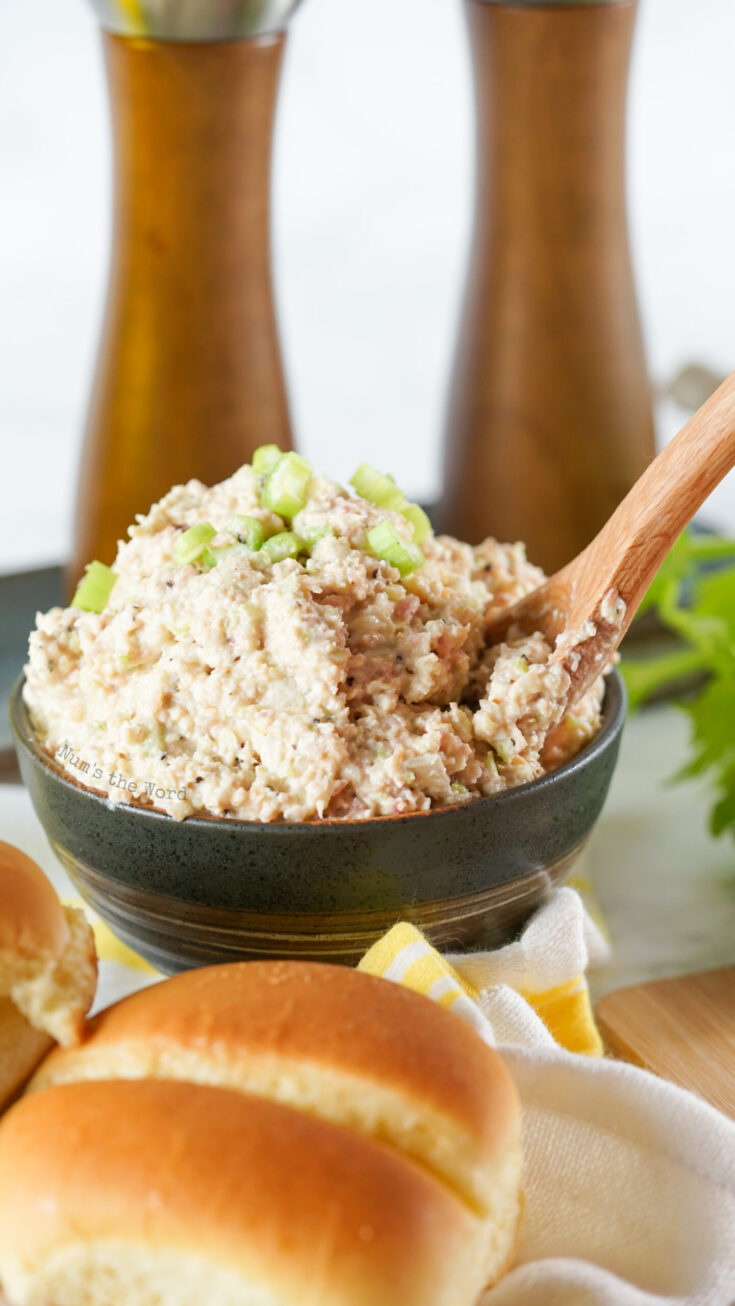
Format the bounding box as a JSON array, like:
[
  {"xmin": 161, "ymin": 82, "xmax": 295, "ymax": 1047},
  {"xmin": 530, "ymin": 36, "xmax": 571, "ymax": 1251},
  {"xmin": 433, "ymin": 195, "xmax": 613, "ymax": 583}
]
[
  {"xmin": 401, "ymin": 502, "xmax": 432, "ymax": 545},
  {"xmin": 206, "ymin": 543, "xmax": 251, "ymax": 567},
  {"xmin": 173, "ymin": 523, "xmax": 216, "ymax": 566},
  {"xmin": 251, "ymin": 444, "xmax": 283, "ymax": 475},
  {"xmin": 301, "ymin": 525, "xmax": 334, "ymax": 553},
  {"xmin": 262, "ymin": 452, "xmax": 313, "ymax": 520},
  {"xmin": 260, "ymin": 531, "xmax": 306, "ymax": 564},
  {"xmin": 349, "ymin": 463, "xmax": 406, "ymax": 512},
  {"xmin": 366, "ymin": 521, "xmax": 424, "ymax": 578},
  {"xmin": 226, "ymin": 515, "xmax": 265, "ymax": 551},
  {"xmin": 71, "ymin": 561, "xmax": 117, "ymax": 614}
]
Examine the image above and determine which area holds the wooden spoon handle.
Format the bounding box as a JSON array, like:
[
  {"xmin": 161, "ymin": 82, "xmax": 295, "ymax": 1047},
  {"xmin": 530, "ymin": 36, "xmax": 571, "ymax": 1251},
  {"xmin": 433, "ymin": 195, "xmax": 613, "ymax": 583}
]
[
  {"xmin": 561, "ymin": 367, "xmax": 735, "ymax": 633},
  {"xmin": 540, "ymin": 363, "xmax": 735, "ymax": 653},
  {"xmin": 485, "ymin": 366, "xmax": 735, "ymax": 715}
]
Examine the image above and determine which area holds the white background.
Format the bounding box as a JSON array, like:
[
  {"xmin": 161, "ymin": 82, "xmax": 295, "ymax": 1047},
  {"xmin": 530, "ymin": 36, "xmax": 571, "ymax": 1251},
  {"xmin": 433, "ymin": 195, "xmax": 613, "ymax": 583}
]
[{"xmin": 1, "ymin": 0, "xmax": 735, "ymax": 572}]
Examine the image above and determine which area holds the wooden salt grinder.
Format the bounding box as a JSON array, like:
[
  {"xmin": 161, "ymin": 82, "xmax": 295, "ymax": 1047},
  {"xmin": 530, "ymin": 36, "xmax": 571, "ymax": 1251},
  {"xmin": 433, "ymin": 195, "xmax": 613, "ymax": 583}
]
[
  {"xmin": 439, "ymin": 0, "xmax": 655, "ymax": 574},
  {"xmin": 69, "ymin": 1, "xmax": 302, "ymax": 589}
]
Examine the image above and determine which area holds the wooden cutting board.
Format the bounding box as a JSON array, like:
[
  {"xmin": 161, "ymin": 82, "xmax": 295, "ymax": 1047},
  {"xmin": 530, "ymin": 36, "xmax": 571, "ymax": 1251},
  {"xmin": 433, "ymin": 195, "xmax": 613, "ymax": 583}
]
[{"xmin": 595, "ymin": 966, "xmax": 735, "ymax": 1120}]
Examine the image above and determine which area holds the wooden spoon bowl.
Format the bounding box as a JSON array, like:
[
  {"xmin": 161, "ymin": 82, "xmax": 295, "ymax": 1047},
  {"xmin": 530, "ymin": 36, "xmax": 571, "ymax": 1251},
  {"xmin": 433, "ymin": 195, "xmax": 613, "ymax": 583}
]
[{"xmin": 486, "ymin": 368, "xmax": 735, "ymax": 711}]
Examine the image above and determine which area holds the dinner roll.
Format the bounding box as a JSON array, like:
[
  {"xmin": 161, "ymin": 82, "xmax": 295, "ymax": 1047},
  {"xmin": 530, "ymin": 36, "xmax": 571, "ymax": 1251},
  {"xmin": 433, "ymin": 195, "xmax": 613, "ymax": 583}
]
[
  {"xmin": 0, "ymin": 1079, "xmax": 493, "ymax": 1306},
  {"xmin": 0, "ymin": 998, "xmax": 52, "ymax": 1115},
  {"xmin": 34, "ymin": 960, "xmax": 520, "ymax": 1222},
  {"xmin": 0, "ymin": 841, "xmax": 96, "ymax": 1049},
  {"xmin": 8, "ymin": 962, "xmax": 521, "ymax": 1304}
]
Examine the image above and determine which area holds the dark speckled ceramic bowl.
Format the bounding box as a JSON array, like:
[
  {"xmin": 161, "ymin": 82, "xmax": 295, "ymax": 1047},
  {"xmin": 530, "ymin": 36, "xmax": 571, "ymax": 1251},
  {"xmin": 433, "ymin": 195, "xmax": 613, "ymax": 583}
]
[{"xmin": 11, "ymin": 672, "xmax": 625, "ymax": 973}]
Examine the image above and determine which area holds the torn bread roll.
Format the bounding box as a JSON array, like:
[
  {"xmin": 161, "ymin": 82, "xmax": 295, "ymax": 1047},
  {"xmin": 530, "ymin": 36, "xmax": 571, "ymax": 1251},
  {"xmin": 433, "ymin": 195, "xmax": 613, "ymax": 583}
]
[
  {"xmin": 0, "ymin": 998, "xmax": 52, "ymax": 1115},
  {"xmin": 0, "ymin": 841, "xmax": 96, "ymax": 1110},
  {"xmin": 3, "ymin": 961, "xmax": 522, "ymax": 1305}
]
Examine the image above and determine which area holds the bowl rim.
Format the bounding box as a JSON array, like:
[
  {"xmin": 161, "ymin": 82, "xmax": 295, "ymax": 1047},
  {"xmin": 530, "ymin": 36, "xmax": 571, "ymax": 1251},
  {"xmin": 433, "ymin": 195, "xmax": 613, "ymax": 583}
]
[{"xmin": 10, "ymin": 669, "xmax": 626, "ymax": 835}]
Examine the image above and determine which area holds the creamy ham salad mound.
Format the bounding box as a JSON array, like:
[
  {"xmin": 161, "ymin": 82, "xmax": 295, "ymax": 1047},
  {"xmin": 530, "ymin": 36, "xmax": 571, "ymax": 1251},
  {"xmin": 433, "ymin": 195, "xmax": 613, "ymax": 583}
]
[{"xmin": 24, "ymin": 454, "xmax": 604, "ymax": 822}]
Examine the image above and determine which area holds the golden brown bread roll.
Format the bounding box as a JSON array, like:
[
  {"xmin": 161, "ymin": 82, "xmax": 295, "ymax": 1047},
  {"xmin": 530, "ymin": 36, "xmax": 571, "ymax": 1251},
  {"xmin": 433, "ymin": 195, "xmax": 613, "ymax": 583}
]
[
  {"xmin": 0, "ymin": 841, "xmax": 70, "ymax": 957},
  {"xmin": 34, "ymin": 960, "xmax": 518, "ymax": 1221},
  {"xmin": 0, "ymin": 999, "xmax": 52, "ymax": 1115},
  {"xmin": 3, "ymin": 961, "xmax": 522, "ymax": 1305},
  {"xmin": 0, "ymin": 1079, "xmax": 496, "ymax": 1306},
  {"xmin": 0, "ymin": 841, "xmax": 96, "ymax": 1111}
]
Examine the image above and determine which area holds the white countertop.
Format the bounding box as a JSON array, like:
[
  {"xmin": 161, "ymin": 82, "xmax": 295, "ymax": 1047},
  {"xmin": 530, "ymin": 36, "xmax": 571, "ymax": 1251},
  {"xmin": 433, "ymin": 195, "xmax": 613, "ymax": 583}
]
[
  {"xmin": 1, "ymin": 0, "xmax": 735, "ymax": 571},
  {"xmin": 3, "ymin": 703, "xmax": 734, "ymax": 997},
  {"xmin": 587, "ymin": 706, "xmax": 735, "ymax": 999}
]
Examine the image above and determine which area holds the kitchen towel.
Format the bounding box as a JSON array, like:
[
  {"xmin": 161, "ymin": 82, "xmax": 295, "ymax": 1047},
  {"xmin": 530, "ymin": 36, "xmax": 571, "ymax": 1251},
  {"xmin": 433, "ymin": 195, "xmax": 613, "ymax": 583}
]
[
  {"xmin": 359, "ymin": 886, "xmax": 609, "ymax": 1055},
  {"xmin": 360, "ymin": 914, "xmax": 735, "ymax": 1306}
]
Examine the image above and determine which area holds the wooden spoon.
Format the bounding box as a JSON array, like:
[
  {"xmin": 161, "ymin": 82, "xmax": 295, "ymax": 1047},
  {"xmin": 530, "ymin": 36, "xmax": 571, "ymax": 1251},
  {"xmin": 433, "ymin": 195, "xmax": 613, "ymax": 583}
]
[{"xmin": 484, "ymin": 368, "xmax": 735, "ymax": 712}]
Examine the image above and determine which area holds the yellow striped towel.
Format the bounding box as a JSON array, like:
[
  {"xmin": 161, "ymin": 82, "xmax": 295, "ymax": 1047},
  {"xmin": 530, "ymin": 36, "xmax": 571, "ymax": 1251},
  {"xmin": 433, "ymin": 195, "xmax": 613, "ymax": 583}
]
[
  {"xmin": 360, "ymin": 889, "xmax": 606, "ymax": 1056},
  {"xmin": 357, "ymin": 920, "xmax": 495, "ymax": 1043}
]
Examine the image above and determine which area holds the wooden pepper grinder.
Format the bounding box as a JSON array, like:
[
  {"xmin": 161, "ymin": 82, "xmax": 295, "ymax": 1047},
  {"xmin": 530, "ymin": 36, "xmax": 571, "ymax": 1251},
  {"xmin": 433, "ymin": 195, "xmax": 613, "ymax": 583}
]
[
  {"xmin": 69, "ymin": 0, "xmax": 302, "ymax": 588},
  {"xmin": 439, "ymin": 0, "xmax": 655, "ymax": 574}
]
